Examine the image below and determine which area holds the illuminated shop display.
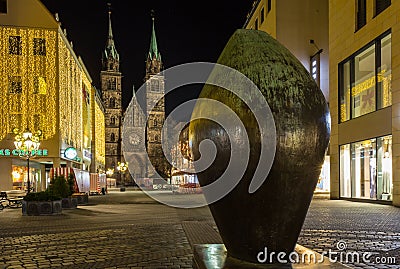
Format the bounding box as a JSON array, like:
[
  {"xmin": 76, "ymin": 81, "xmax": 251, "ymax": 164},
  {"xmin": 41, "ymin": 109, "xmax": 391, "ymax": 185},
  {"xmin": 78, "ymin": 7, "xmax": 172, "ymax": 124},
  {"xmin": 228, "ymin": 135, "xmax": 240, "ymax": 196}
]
[
  {"xmin": 340, "ymin": 135, "xmax": 392, "ymax": 200},
  {"xmin": 339, "ymin": 32, "xmax": 391, "ymax": 122},
  {"xmin": 0, "ymin": 28, "xmax": 57, "ymax": 140}
]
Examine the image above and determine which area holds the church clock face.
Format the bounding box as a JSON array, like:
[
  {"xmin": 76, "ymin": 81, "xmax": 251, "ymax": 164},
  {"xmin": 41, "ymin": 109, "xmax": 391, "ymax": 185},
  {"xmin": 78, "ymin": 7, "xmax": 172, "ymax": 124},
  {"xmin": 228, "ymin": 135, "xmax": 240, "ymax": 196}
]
[{"xmin": 129, "ymin": 133, "xmax": 141, "ymax": 146}]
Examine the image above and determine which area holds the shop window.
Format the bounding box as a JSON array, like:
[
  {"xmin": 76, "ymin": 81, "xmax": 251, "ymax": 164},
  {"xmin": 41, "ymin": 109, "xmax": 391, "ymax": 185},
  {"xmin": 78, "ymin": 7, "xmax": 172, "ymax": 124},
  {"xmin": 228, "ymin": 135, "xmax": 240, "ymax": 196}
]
[
  {"xmin": 33, "ymin": 38, "xmax": 46, "ymax": 56},
  {"xmin": 9, "ymin": 76, "xmax": 22, "ymax": 94},
  {"xmin": 356, "ymin": 0, "xmax": 366, "ymax": 31},
  {"xmin": 33, "ymin": 76, "xmax": 47, "ymax": 94},
  {"xmin": 351, "ymin": 139, "xmax": 376, "ymax": 199},
  {"xmin": 339, "ymin": 31, "xmax": 391, "ymax": 123},
  {"xmin": 375, "ymin": 0, "xmax": 391, "ymax": 16},
  {"xmin": 377, "ymin": 136, "xmax": 392, "ymax": 200},
  {"xmin": 268, "ymin": 0, "xmax": 271, "ymax": 12},
  {"xmin": 9, "ymin": 36, "xmax": 22, "ymax": 55},
  {"xmin": 0, "ymin": 0, "xmax": 7, "ymax": 14},
  {"xmin": 340, "ymin": 144, "xmax": 351, "ymax": 198},
  {"xmin": 340, "ymin": 135, "xmax": 392, "ymax": 201},
  {"xmin": 260, "ymin": 7, "xmax": 265, "ymax": 24},
  {"xmin": 377, "ymin": 34, "xmax": 391, "ymax": 109}
]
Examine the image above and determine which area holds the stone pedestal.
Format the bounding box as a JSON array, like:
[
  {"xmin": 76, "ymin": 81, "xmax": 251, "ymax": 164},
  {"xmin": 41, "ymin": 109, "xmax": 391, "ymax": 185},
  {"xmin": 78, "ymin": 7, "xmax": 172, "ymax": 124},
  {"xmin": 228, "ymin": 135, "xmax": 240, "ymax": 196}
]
[{"xmin": 193, "ymin": 244, "xmax": 350, "ymax": 269}]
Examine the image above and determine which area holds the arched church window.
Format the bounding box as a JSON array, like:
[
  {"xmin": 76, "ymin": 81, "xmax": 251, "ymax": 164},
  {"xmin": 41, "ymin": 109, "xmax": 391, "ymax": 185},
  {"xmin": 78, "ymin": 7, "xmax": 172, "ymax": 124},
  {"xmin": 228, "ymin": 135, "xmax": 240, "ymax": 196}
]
[
  {"xmin": 110, "ymin": 116, "xmax": 116, "ymax": 126},
  {"xmin": 110, "ymin": 97, "xmax": 116, "ymax": 108},
  {"xmin": 111, "ymin": 133, "xmax": 115, "ymax": 142}
]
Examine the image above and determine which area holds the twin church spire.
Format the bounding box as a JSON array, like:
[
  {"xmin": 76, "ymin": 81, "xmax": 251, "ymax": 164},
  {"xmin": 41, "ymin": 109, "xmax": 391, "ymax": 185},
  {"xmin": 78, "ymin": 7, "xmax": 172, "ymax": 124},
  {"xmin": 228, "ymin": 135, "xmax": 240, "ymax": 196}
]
[{"xmin": 102, "ymin": 4, "xmax": 162, "ymax": 78}]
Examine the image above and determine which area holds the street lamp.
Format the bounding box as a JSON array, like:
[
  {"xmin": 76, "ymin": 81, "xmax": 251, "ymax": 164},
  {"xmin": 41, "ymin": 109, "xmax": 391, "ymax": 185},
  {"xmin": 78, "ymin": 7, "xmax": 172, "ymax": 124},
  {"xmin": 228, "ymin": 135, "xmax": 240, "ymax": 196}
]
[
  {"xmin": 13, "ymin": 128, "xmax": 42, "ymax": 193},
  {"xmin": 117, "ymin": 162, "xmax": 128, "ymax": 187},
  {"xmin": 106, "ymin": 168, "xmax": 114, "ymax": 188}
]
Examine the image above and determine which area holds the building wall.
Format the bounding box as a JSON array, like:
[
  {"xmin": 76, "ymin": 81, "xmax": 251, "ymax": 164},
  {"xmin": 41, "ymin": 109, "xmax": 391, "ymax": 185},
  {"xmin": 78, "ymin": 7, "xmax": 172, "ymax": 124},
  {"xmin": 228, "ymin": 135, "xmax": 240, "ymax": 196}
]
[
  {"xmin": 329, "ymin": 0, "xmax": 399, "ymax": 206},
  {"xmin": 244, "ymin": 0, "xmax": 329, "ymax": 100},
  {"xmin": 0, "ymin": 0, "xmax": 103, "ymax": 191}
]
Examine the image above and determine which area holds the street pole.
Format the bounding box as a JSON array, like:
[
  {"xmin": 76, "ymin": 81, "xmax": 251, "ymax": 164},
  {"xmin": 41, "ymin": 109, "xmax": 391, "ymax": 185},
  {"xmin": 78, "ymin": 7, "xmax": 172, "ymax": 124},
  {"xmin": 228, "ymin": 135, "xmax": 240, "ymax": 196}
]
[{"xmin": 27, "ymin": 156, "xmax": 30, "ymax": 193}]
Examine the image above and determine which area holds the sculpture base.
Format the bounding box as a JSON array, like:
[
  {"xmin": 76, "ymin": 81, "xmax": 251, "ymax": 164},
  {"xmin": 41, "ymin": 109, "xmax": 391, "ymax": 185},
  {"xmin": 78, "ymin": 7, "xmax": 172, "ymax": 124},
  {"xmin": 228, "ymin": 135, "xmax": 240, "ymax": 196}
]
[{"xmin": 193, "ymin": 244, "xmax": 350, "ymax": 269}]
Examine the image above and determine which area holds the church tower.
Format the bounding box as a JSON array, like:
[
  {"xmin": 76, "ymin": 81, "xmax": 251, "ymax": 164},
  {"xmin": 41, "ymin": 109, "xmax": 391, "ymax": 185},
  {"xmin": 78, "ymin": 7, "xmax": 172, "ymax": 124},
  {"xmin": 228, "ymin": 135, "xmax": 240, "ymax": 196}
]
[
  {"xmin": 101, "ymin": 4, "xmax": 123, "ymax": 179},
  {"xmin": 145, "ymin": 15, "xmax": 167, "ymax": 178}
]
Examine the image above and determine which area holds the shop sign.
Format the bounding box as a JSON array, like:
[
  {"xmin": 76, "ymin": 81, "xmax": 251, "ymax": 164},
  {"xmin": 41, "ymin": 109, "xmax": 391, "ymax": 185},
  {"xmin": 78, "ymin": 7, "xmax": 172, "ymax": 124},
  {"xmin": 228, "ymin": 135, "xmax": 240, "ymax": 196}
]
[
  {"xmin": 83, "ymin": 149, "xmax": 92, "ymax": 161},
  {"xmin": 64, "ymin": 147, "xmax": 78, "ymax": 160},
  {"xmin": 0, "ymin": 148, "xmax": 48, "ymax": 157}
]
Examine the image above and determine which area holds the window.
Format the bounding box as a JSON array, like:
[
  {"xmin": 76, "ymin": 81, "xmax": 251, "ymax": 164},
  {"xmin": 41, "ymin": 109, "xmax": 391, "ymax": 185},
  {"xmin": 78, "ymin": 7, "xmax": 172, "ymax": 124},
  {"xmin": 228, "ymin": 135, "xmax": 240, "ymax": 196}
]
[
  {"xmin": 110, "ymin": 133, "xmax": 115, "ymax": 142},
  {"xmin": 340, "ymin": 135, "xmax": 392, "ymax": 200},
  {"xmin": 34, "ymin": 77, "xmax": 47, "ymax": 94},
  {"xmin": 9, "ymin": 76, "xmax": 22, "ymax": 94},
  {"xmin": 310, "ymin": 53, "xmax": 320, "ymax": 87},
  {"xmin": 339, "ymin": 31, "xmax": 391, "ymax": 122},
  {"xmin": 255, "ymin": 18, "xmax": 258, "ymax": 30},
  {"xmin": 356, "ymin": 0, "xmax": 366, "ymax": 31},
  {"xmin": 109, "ymin": 97, "xmax": 116, "ymax": 108},
  {"xmin": 375, "ymin": 0, "xmax": 391, "ymax": 16},
  {"xmin": 151, "ymin": 79, "xmax": 160, "ymax": 92},
  {"xmin": 0, "ymin": 0, "xmax": 7, "ymax": 14},
  {"xmin": 9, "ymin": 36, "xmax": 22, "ymax": 55},
  {"xmin": 33, "ymin": 38, "xmax": 46, "ymax": 56},
  {"xmin": 260, "ymin": 7, "xmax": 265, "ymax": 24},
  {"xmin": 268, "ymin": 0, "xmax": 272, "ymax": 12},
  {"xmin": 107, "ymin": 78, "xmax": 116, "ymax": 90},
  {"xmin": 110, "ymin": 116, "xmax": 116, "ymax": 126}
]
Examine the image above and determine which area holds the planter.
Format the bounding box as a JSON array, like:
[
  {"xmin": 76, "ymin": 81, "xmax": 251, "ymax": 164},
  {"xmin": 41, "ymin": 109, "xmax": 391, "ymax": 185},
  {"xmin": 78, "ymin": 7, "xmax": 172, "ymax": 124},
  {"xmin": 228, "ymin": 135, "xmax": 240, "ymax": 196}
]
[
  {"xmin": 22, "ymin": 200, "xmax": 62, "ymax": 216},
  {"xmin": 190, "ymin": 29, "xmax": 330, "ymax": 264},
  {"xmin": 61, "ymin": 197, "xmax": 78, "ymax": 209},
  {"xmin": 71, "ymin": 193, "xmax": 89, "ymax": 205}
]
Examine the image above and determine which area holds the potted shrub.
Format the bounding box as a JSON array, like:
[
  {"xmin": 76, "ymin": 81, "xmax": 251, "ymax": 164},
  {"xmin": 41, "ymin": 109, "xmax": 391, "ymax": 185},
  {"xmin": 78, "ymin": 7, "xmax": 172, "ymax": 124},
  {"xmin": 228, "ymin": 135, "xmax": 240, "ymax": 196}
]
[
  {"xmin": 48, "ymin": 175, "xmax": 78, "ymax": 209},
  {"xmin": 22, "ymin": 191, "xmax": 62, "ymax": 216}
]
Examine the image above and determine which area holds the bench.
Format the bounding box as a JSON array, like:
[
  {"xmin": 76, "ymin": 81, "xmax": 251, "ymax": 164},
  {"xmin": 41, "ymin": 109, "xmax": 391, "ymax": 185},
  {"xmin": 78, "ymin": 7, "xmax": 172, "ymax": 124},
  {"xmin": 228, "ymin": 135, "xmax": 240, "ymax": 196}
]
[{"xmin": 1, "ymin": 191, "xmax": 24, "ymax": 208}]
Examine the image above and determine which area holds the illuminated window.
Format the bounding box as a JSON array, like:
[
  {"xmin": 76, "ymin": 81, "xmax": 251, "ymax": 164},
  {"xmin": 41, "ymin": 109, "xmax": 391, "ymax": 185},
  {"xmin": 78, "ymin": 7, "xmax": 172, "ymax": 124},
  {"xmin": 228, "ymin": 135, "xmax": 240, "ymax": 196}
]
[
  {"xmin": 0, "ymin": 0, "xmax": 7, "ymax": 14},
  {"xmin": 340, "ymin": 135, "xmax": 392, "ymax": 201},
  {"xmin": 34, "ymin": 77, "xmax": 47, "ymax": 94},
  {"xmin": 33, "ymin": 38, "xmax": 46, "ymax": 56},
  {"xmin": 356, "ymin": 0, "xmax": 366, "ymax": 31},
  {"xmin": 339, "ymin": 31, "xmax": 391, "ymax": 122},
  {"xmin": 9, "ymin": 76, "xmax": 22, "ymax": 94},
  {"xmin": 9, "ymin": 36, "xmax": 22, "ymax": 55},
  {"xmin": 260, "ymin": 7, "xmax": 265, "ymax": 24},
  {"xmin": 375, "ymin": 0, "xmax": 391, "ymax": 16}
]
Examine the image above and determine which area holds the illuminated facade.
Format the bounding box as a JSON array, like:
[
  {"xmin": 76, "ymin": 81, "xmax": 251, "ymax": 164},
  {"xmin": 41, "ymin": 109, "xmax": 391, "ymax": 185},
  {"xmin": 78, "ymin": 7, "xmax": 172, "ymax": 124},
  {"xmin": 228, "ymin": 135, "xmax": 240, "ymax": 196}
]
[
  {"xmin": 329, "ymin": 0, "xmax": 398, "ymax": 205},
  {"xmin": 243, "ymin": 0, "xmax": 330, "ymax": 192},
  {"xmin": 0, "ymin": 0, "xmax": 105, "ymax": 191}
]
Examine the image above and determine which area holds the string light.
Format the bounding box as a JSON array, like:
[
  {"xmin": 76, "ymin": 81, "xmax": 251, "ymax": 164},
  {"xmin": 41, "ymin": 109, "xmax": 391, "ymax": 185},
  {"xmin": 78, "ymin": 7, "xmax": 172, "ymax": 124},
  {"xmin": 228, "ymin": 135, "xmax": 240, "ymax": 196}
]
[
  {"xmin": 0, "ymin": 28, "xmax": 57, "ymax": 140},
  {"xmin": 95, "ymin": 100, "xmax": 105, "ymax": 166}
]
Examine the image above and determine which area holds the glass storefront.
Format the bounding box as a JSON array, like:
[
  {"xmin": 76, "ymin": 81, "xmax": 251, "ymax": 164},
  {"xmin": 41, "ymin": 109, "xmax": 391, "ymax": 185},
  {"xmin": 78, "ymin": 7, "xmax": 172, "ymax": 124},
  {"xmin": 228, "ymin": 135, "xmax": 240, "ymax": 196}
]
[
  {"xmin": 340, "ymin": 135, "xmax": 392, "ymax": 200},
  {"xmin": 11, "ymin": 164, "xmax": 41, "ymax": 192},
  {"xmin": 339, "ymin": 31, "xmax": 391, "ymax": 122}
]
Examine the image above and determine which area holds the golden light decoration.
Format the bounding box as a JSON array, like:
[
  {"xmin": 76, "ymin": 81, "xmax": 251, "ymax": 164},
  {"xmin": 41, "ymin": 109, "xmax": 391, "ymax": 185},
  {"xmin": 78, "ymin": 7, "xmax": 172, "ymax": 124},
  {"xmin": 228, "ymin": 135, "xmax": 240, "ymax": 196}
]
[
  {"xmin": 58, "ymin": 33, "xmax": 83, "ymax": 150},
  {"xmin": 95, "ymin": 100, "xmax": 105, "ymax": 166},
  {"xmin": 0, "ymin": 27, "xmax": 57, "ymax": 140}
]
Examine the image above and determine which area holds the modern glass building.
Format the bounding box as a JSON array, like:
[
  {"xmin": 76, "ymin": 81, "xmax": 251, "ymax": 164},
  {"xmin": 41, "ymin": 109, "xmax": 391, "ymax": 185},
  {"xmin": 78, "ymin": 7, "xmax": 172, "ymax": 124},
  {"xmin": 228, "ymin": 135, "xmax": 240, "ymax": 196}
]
[{"xmin": 329, "ymin": 0, "xmax": 398, "ymax": 205}]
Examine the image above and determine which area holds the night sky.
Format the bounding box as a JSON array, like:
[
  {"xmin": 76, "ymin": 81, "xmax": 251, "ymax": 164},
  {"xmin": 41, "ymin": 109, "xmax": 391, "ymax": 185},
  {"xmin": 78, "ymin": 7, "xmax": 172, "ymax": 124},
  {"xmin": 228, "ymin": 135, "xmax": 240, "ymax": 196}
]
[{"xmin": 40, "ymin": 0, "xmax": 252, "ymax": 116}]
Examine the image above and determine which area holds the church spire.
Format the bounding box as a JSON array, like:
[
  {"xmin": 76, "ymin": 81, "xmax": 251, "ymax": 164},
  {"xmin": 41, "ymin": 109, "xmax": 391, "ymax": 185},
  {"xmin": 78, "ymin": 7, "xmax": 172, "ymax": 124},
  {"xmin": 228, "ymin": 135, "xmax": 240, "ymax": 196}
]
[
  {"xmin": 103, "ymin": 3, "xmax": 119, "ymax": 71},
  {"xmin": 145, "ymin": 11, "xmax": 162, "ymax": 78}
]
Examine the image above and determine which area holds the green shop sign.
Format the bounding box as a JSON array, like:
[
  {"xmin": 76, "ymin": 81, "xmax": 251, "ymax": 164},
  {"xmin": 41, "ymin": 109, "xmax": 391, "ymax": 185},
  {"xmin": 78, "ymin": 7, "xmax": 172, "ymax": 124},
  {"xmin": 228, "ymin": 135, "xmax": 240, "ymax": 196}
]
[{"xmin": 0, "ymin": 149, "xmax": 49, "ymax": 157}]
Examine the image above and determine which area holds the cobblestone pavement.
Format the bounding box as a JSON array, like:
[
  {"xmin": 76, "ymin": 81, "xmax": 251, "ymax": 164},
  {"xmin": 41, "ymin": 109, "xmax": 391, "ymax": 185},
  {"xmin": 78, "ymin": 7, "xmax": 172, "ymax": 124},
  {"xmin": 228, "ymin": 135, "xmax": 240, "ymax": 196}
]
[
  {"xmin": 298, "ymin": 198, "xmax": 400, "ymax": 269},
  {"xmin": 0, "ymin": 191, "xmax": 399, "ymax": 268}
]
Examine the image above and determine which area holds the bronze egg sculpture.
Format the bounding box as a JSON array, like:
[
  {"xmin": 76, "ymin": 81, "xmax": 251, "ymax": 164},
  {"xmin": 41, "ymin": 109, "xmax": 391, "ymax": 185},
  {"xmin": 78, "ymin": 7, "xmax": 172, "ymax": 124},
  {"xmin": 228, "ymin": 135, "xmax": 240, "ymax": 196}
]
[{"xmin": 189, "ymin": 29, "xmax": 330, "ymax": 265}]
